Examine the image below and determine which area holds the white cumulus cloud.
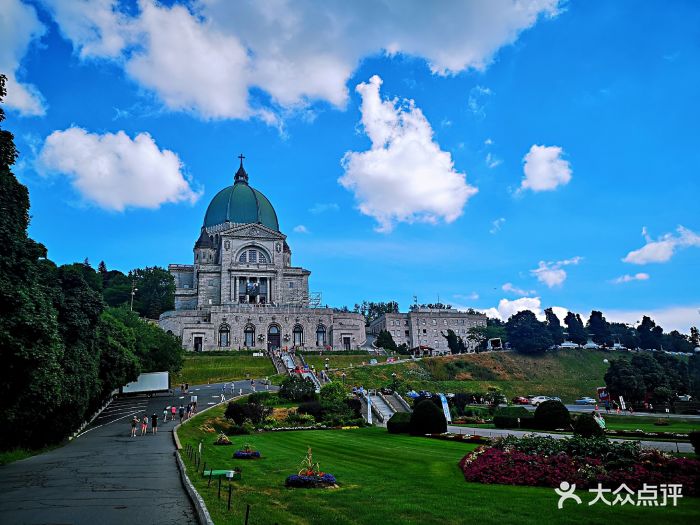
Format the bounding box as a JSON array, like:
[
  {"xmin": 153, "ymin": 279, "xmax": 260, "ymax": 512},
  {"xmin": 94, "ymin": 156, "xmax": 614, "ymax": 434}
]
[
  {"xmin": 520, "ymin": 144, "xmax": 572, "ymax": 192},
  {"xmin": 39, "ymin": 0, "xmax": 561, "ymax": 121},
  {"xmin": 0, "ymin": 0, "xmax": 46, "ymax": 116},
  {"xmin": 39, "ymin": 127, "xmax": 200, "ymax": 211},
  {"xmin": 339, "ymin": 75, "xmax": 477, "ymax": 232},
  {"xmin": 293, "ymin": 225, "xmax": 309, "ymax": 234},
  {"xmin": 485, "ymin": 297, "xmax": 544, "ymax": 321},
  {"xmin": 623, "ymin": 225, "xmax": 700, "ymax": 264},
  {"xmin": 531, "ymin": 256, "xmax": 581, "ymax": 288},
  {"xmin": 604, "ymin": 305, "xmax": 700, "ymax": 333},
  {"xmin": 611, "ymin": 273, "xmax": 650, "ymax": 284},
  {"xmin": 490, "ymin": 217, "xmax": 506, "ymax": 234},
  {"xmin": 502, "ymin": 282, "xmax": 535, "ymax": 296}
]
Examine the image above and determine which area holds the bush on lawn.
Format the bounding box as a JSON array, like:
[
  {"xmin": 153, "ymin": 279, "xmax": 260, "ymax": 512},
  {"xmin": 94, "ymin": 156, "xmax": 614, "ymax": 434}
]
[
  {"xmin": 533, "ymin": 400, "xmax": 571, "ymax": 430},
  {"xmin": 410, "ymin": 400, "xmax": 447, "ymax": 435},
  {"xmin": 573, "ymin": 414, "xmax": 605, "ymax": 438},
  {"xmin": 387, "ymin": 412, "xmax": 412, "ymax": 434},
  {"xmin": 224, "ymin": 400, "xmax": 271, "ymax": 425},
  {"xmin": 247, "ymin": 391, "xmax": 273, "ymax": 405},
  {"xmin": 493, "ymin": 406, "xmax": 533, "ymax": 429},
  {"xmin": 690, "ymin": 431, "xmax": 700, "ymax": 455}
]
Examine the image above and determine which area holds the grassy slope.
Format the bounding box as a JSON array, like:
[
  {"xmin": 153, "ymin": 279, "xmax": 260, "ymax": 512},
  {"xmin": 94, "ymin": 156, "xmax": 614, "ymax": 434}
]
[
  {"xmin": 329, "ymin": 349, "xmax": 613, "ymax": 402},
  {"xmin": 173, "ymin": 354, "xmax": 276, "ymax": 385},
  {"xmin": 177, "ymin": 406, "xmax": 699, "ymax": 525},
  {"xmin": 302, "ymin": 355, "xmax": 378, "ymax": 370}
]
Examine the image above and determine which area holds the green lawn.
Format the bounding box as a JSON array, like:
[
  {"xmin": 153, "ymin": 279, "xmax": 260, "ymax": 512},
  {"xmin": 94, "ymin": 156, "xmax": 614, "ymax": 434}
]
[
  {"xmin": 302, "ymin": 354, "xmax": 379, "ymax": 371},
  {"xmin": 177, "ymin": 406, "xmax": 699, "ymax": 525},
  {"xmin": 331, "ymin": 350, "xmax": 615, "ymax": 403},
  {"xmin": 173, "ymin": 354, "xmax": 276, "ymax": 385},
  {"xmin": 603, "ymin": 415, "xmax": 699, "ymax": 434}
]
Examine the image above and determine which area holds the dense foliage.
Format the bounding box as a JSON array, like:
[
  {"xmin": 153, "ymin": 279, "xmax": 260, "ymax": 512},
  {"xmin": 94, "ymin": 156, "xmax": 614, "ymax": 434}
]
[
  {"xmin": 573, "ymin": 414, "xmax": 605, "ymax": 438},
  {"xmin": 533, "ymin": 400, "xmax": 571, "ymax": 430},
  {"xmin": 410, "ymin": 399, "xmax": 447, "ymax": 435},
  {"xmin": 375, "ymin": 329, "xmax": 397, "ymax": 352},
  {"xmin": 505, "ymin": 310, "xmax": 552, "ymax": 355},
  {"xmin": 0, "ymin": 77, "xmax": 182, "ymax": 450},
  {"xmin": 386, "ymin": 412, "xmax": 412, "ymax": 434},
  {"xmin": 605, "ymin": 352, "xmax": 690, "ymax": 403},
  {"xmin": 279, "ymin": 375, "xmax": 317, "ymax": 402}
]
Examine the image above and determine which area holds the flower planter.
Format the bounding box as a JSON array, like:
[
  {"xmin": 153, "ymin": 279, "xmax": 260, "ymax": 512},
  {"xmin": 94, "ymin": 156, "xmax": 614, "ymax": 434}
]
[
  {"xmin": 234, "ymin": 450, "xmax": 261, "ymax": 459},
  {"xmin": 285, "ymin": 473, "xmax": 337, "ymax": 488}
]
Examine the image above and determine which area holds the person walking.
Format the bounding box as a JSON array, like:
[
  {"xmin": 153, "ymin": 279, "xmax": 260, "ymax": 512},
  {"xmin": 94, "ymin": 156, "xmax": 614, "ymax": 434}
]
[
  {"xmin": 140, "ymin": 414, "xmax": 149, "ymax": 436},
  {"xmin": 185, "ymin": 382, "xmax": 189, "ymax": 394},
  {"xmin": 605, "ymin": 400, "xmax": 611, "ymax": 413},
  {"xmin": 171, "ymin": 405, "xmax": 177, "ymax": 421},
  {"xmin": 163, "ymin": 406, "xmax": 169, "ymax": 423},
  {"xmin": 130, "ymin": 416, "xmax": 138, "ymax": 437},
  {"xmin": 178, "ymin": 405, "xmax": 185, "ymax": 424},
  {"xmin": 151, "ymin": 413, "xmax": 158, "ymax": 434},
  {"xmin": 186, "ymin": 403, "xmax": 192, "ymax": 419}
]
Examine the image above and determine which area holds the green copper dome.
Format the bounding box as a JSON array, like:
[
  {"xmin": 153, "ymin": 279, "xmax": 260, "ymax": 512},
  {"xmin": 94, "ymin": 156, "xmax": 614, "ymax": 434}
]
[{"xmin": 202, "ymin": 160, "xmax": 279, "ymax": 231}]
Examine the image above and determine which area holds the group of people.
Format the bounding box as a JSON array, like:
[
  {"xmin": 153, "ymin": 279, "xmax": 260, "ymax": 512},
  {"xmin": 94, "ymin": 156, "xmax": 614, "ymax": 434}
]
[
  {"xmin": 129, "ymin": 400, "xmax": 199, "ymax": 437},
  {"xmin": 596, "ymin": 399, "xmax": 636, "ymax": 415}
]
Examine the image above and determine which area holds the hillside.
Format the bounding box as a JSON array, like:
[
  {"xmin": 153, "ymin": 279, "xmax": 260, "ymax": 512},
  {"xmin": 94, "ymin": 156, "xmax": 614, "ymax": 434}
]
[{"xmin": 329, "ymin": 349, "xmax": 615, "ymax": 402}]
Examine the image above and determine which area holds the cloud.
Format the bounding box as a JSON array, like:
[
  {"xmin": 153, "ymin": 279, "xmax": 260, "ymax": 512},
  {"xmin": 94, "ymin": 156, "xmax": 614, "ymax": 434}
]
[
  {"xmin": 502, "ymin": 282, "xmax": 535, "ymax": 296},
  {"xmin": 484, "ymin": 297, "xmax": 544, "ymax": 321},
  {"xmin": 531, "ymin": 256, "xmax": 581, "ymax": 288},
  {"xmin": 39, "ymin": 127, "xmax": 201, "ymax": 211},
  {"xmin": 41, "ymin": 0, "xmax": 561, "ymax": 121},
  {"xmin": 339, "ymin": 75, "xmax": 477, "ymax": 232},
  {"xmin": 468, "ymin": 85, "xmax": 492, "ymax": 117},
  {"xmin": 520, "ymin": 144, "xmax": 572, "ymax": 192},
  {"xmin": 293, "ymin": 225, "xmax": 309, "ymax": 234},
  {"xmin": 611, "ymin": 273, "xmax": 650, "ymax": 284},
  {"xmin": 454, "ymin": 292, "xmax": 480, "ymax": 301},
  {"xmin": 623, "ymin": 225, "xmax": 700, "ymax": 264},
  {"xmin": 0, "ymin": 0, "xmax": 46, "ymax": 116},
  {"xmin": 604, "ymin": 305, "xmax": 700, "ymax": 333},
  {"xmin": 490, "ymin": 217, "xmax": 506, "ymax": 234},
  {"xmin": 309, "ymin": 202, "xmax": 340, "ymax": 214},
  {"xmin": 485, "ymin": 152, "xmax": 502, "ymax": 169}
]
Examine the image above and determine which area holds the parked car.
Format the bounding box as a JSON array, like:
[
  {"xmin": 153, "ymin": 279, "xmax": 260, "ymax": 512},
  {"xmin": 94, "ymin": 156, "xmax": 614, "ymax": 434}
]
[
  {"xmin": 575, "ymin": 397, "xmax": 597, "ymax": 405},
  {"xmin": 530, "ymin": 396, "xmax": 550, "ymax": 406},
  {"xmin": 677, "ymin": 394, "xmax": 692, "ymax": 402},
  {"xmin": 512, "ymin": 396, "xmax": 530, "ymax": 405},
  {"xmin": 550, "ymin": 396, "xmax": 562, "ymax": 403}
]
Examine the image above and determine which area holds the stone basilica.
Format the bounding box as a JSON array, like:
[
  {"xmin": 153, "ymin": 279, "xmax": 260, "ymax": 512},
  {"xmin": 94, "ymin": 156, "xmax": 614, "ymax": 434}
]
[{"xmin": 158, "ymin": 158, "xmax": 366, "ymax": 352}]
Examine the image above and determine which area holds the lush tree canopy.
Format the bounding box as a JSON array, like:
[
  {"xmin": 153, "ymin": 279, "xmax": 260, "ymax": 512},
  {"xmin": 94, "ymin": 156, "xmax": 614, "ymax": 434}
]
[{"xmin": 505, "ymin": 310, "xmax": 553, "ymax": 355}]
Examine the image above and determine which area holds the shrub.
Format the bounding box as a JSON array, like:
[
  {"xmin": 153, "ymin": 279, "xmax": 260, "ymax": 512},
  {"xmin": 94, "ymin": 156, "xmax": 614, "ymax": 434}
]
[
  {"xmin": 690, "ymin": 431, "xmax": 700, "ymax": 455},
  {"xmin": 387, "ymin": 412, "xmax": 412, "ymax": 434},
  {"xmin": 279, "ymin": 375, "xmax": 317, "ymax": 402},
  {"xmin": 493, "ymin": 414, "xmax": 534, "ymax": 429},
  {"xmin": 298, "ymin": 401, "xmax": 324, "ymax": 421},
  {"xmin": 345, "ymin": 398, "xmax": 362, "ymax": 419},
  {"xmin": 533, "ymin": 400, "xmax": 571, "ymax": 430},
  {"xmin": 224, "ymin": 401, "xmax": 271, "ymax": 425},
  {"xmin": 573, "ymin": 414, "xmax": 605, "ymax": 438},
  {"xmin": 247, "ymin": 392, "xmax": 273, "ymax": 405},
  {"xmin": 495, "ymin": 406, "xmax": 530, "ymax": 417},
  {"xmin": 410, "ymin": 400, "xmax": 447, "ymax": 435}
]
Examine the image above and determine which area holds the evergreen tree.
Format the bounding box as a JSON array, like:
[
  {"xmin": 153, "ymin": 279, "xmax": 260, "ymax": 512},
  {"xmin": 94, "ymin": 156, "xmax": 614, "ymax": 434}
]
[
  {"xmin": 564, "ymin": 312, "xmax": 588, "ymax": 345},
  {"xmin": 131, "ymin": 266, "xmax": 175, "ymax": 319},
  {"xmin": 690, "ymin": 326, "xmax": 700, "ymax": 349},
  {"xmin": 637, "ymin": 316, "xmax": 662, "ymax": 350},
  {"xmin": 544, "ymin": 307, "xmax": 565, "ymax": 345},
  {"xmin": 375, "ymin": 329, "xmax": 397, "ymax": 352},
  {"xmin": 587, "ymin": 310, "xmax": 612, "ymax": 346},
  {"xmin": 505, "ymin": 310, "xmax": 553, "ymax": 355}
]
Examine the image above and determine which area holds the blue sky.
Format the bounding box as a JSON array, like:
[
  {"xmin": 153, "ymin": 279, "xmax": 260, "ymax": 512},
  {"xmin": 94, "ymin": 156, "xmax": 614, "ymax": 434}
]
[{"xmin": 2, "ymin": 0, "xmax": 699, "ymax": 331}]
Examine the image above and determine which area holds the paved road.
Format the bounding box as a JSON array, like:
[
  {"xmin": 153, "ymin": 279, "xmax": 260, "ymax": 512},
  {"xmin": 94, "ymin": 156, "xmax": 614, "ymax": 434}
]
[
  {"xmin": 0, "ymin": 379, "xmax": 271, "ymax": 525},
  {"xmin": 447, "ymin": 425, "xmax": 694, "ymax": 453}
]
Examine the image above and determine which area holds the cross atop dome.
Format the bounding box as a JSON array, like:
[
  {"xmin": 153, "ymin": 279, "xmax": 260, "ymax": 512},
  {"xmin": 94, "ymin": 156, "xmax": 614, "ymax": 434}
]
[{"xmin": 234, "ymin": 153, "xmax": 248, "ymax": 184}]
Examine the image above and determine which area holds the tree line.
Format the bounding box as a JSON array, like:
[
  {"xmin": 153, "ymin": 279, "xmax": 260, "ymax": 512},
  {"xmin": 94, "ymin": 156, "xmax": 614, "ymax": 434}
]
[{"xmin": 0, "ymin": 76, "xmax": 182, "ymax": 451}]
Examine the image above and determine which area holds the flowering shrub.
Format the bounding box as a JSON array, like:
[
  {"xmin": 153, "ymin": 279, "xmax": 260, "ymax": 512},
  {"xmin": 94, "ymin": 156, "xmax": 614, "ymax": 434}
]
[
  {"xmin": 234, "ymin": 443, "xmax": 261, "ymax": 459},
  {"xmin": 214, "ymin": 432, "xmax": 232, "ymax": 445},
  {"xmin": 459, "ymin": 436, "xmax": 700, "ymax": 495},
  {"xmin": 285, "ymin": 447, "xmax": 337, "ymax": 488}
]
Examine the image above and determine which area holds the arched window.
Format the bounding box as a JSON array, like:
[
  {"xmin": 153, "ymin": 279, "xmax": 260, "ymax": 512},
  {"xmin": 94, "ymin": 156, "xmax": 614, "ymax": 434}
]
[
  {"xmin": 244, "ymin": 324, "xmax": 255, "ymax": 347},
  {"xmin": 315, "ymin": 324, "xmax": 326, "ymax": 346},
  {"xmin": 293, "ymin": 324, "xmax": 304, "ymax": 346},
  {"xmin": 219, "ymin": 324, "xmax": 230, "ymax": 347},
  {"xmin": 238, "ymin": 248, "xmax": 269, "ymax": 264}
]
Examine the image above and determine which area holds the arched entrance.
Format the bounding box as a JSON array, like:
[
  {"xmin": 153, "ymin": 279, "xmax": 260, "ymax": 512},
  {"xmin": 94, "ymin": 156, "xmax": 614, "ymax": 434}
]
[{"xmin": 267, "ymin": 324, "xmax": 281, "ymax": 351}]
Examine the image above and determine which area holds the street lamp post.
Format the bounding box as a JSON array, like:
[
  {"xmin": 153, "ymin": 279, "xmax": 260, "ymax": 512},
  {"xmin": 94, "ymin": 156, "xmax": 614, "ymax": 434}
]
[
  {"xmin": 130, "ymin": 280, "xmax": 138, "ymax": 312},
  {"xmin": 341, "ymin": 372, "xmax": 346, "ymax": 385},
  {"xmin": 391, "ymin": 372, "xmax": 397, "ymax": 391}
]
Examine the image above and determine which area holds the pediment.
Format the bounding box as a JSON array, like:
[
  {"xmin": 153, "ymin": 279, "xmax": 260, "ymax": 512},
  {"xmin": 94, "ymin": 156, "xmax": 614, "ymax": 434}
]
[{"xmin": 220, "ymin": 223, "xmax": 285, "ymax": 240}]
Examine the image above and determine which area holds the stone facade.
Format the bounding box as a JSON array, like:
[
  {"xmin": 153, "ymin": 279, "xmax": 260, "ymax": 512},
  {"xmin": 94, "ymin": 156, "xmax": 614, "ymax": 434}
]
[
  {"xmin": 159, "ymin": 162, "xmax": 365, "ymax": 351},
  {"xmin": 368, "ymin": 308, "xmax": 487, "ymax": 355}
]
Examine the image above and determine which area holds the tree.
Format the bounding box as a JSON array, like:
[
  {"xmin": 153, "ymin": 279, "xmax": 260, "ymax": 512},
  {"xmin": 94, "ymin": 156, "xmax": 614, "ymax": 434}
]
[
  {"xmin": 689, "ymin": 354, "xmax": 700, "ymax": 399},
  {"xmin": 96, "ymin": 309, "xmax": 140, "ymax": 398},
  {"xmin": 375, "ymin": 329, "xmax": 397, "ymax": 352},
  {"xmin": 353, "ymin": 301, "xmax": 399, "ymax": 325},
  {"xmin": 131, "ymin": 266, "xmax": 175, "ymax": 319},
  {"xmin": 505, "ymin": 310, "xmax": 553, "ymax": 355},
  {"xmin": 410, "ymin": 399, "xmax": 447, "ymax": 435},
  {"xmin": 690, "ymin": 327, "xmax": 700, "ymax": 349},
  {"xmin": 442, "ymin": 328, "xmax": 467, "ymax": 354},
  {"xmin": 604, "ymin": 359, "xmax": 645, "ymax": 403},
  {"xmin": 544, "ymin": 308, "xmax": 564, "ymax": 346},
  {"xmin": 587, "ymin": 310, "xmax": 611, "ymax": 346},
  {"xmin": 466, "ymin": 326, "xmax": 487, "ymax": 352},
  {"xmin": 666, "ymin": 330, "xmax": 693, "ymax": 354},
  {"xmin": 609, "ymin": 322, "xmax": 640, "ymax": 349},
  {"xmin": 279, "ymin": 375, "xmax": 316, "ymax": 402},
  {"xmin": 637, "ymin": 316, "xmax": 662, "ymax": 350},
  {"xmin": 564, "ymin": 312, "xmax": 588, "ymax": 345}
]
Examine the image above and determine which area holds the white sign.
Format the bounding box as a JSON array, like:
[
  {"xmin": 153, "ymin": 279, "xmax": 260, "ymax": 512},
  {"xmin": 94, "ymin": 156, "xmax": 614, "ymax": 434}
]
[
  {"xmin": 619, "ymin": 396, "xmax": 626, "ymax": 410},
  {"xmin": 438, "ymin": 393, "xmax": 452, "ymax": 424},
  {"xmin": 366, "ymin": 393, "xmax": 372, "ymax": 425}
]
